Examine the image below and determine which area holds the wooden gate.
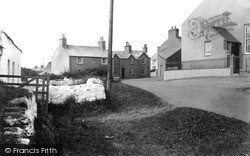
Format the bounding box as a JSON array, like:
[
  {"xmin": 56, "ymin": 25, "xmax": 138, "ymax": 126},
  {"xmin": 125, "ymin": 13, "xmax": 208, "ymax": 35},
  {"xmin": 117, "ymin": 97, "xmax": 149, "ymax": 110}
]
[{"xmin": 0, "ymin": 74, "xmax": 50, "ymax": 114}]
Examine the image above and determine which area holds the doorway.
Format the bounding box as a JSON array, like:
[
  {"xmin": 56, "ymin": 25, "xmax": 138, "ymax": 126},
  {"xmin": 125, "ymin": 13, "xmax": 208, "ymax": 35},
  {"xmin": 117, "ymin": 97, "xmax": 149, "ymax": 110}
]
[
  {"xmin": 231, "ymin": 43, "xmax": 240, "ymax": 73},
  {"xmin": 122, "ymin": 68, "xmax": 125, "ymax": 79}
]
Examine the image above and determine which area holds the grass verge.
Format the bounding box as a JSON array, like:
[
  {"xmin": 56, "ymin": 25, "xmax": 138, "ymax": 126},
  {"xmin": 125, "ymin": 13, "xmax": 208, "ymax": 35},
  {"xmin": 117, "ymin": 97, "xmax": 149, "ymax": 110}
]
[{"xmin": 34, "ymin": 82, "xmax": 250, "ymax": 155}]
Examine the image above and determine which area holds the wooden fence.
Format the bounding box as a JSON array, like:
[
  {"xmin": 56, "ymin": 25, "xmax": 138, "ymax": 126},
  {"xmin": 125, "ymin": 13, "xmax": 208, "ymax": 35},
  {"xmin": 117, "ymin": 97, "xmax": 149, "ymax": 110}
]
[{"xmin": 0, "ymin": 74, "xmax": 50, "ymax": 115}]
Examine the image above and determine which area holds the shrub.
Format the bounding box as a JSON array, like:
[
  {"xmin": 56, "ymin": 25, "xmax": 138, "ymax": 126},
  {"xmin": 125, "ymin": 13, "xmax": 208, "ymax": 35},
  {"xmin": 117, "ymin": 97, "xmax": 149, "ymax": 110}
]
[{"xmin": 49, "ymin": 66, "xmax": 107, "ymax": 80}]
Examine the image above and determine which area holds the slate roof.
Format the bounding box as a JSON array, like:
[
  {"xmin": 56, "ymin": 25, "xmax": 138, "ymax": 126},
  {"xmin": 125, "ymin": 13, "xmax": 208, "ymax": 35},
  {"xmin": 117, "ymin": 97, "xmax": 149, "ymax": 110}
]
[
  {"xmin": 151, "ymin": 52, "xmax": 158, "ymax": 60},
  {"xmin": 0, "ymin": 31, "xmax": 22, "ymax": 52},
  {"xmin": 159, "ymin": 47, "xmax": 181, "ymax": 59},
  {"xmin": 213, "ymin": 27, "xmax": 240, "ymax": 43},
  {"xmin": 113, "ymin": 50, "xmax": 149, "ymax": 59},
  {"xmin": 67, "ymin": 45, "xmax": 107, "ymax": 58}
]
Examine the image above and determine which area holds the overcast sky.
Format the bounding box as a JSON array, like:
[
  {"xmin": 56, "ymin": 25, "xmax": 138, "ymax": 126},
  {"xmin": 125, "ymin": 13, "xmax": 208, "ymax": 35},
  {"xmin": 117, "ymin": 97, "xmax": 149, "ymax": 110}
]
[{"xmin": 0, "ymin": 0, "xmax": 203, "ymax": 68}]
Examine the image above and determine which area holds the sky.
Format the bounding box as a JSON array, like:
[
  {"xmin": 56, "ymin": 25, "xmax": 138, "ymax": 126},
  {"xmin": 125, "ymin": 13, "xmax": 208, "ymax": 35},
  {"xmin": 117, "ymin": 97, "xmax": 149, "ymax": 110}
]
[{"xmin": 0, "ymin": 0, "xmax": 203, "ymax": 68}]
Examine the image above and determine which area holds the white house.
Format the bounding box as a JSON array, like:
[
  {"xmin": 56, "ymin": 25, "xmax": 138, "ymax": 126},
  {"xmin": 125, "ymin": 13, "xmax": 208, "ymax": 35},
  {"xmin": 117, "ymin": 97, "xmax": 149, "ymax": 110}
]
[
  {"xmin": 150, "ymin": 52, "xmax": 158, "ymax": 77},
  {"xmin": 0, "ymin": 30, "xmax": 22, "ymax": 82}
]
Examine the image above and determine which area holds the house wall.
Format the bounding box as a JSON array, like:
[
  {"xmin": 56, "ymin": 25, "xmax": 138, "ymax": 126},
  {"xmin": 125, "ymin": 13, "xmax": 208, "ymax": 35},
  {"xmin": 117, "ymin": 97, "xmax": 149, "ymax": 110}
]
[
  {"xmin": 138, "ymin": 53, "xmax": 150, "ymax": 78},
  {"xmin": 0, "ymin": 32, "xmax": 21, "ymax": 83},
  {"xmin": 118, "ymin": 58, "xmax": 138, "ymax": 79},
  {"xmin": 51, "ymin": 47, "xmax": 70, "ymax": 74},
  {"xmin": 69, "ymin": 56, "xmax": 107, "ymax": 72},
  {"xmin": 158, "ymin": 54, "xmax": 166, "ymax": 76},
  {"xmin": 164, "ymin": 68, "xmax": 231, "ymax": 81},
  {"xmin": 182, "ymin": 0, "xmax": 250, "ymax": 70},
  {"xmin": 157, "ymin": 28, "xmax": 181, "ymax": 76}
]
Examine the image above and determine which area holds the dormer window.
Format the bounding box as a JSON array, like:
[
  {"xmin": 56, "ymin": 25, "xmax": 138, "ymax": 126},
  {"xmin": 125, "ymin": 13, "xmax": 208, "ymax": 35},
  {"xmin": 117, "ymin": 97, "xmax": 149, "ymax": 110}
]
[
  {"xmin": 130, "ymin": 57, "xmax": 134, "ymax": 64},
  {"xmin": 142, "ymin": 58, "xmax": 146, "ymax": 64}
]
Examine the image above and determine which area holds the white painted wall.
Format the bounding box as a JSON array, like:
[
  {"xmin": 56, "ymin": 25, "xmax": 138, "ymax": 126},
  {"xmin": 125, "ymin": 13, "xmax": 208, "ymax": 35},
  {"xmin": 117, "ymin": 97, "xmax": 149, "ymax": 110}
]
[
  {"xmin": 0, "ymin": 31, "xmax": 21, "ymax": 82},
  {"xmin": 51, "ymin": 47, "xmax": 70, "ymax": 74},
  {"xmin": 164, "ymin": 68, "xmax": 231, "ymax": 81}
]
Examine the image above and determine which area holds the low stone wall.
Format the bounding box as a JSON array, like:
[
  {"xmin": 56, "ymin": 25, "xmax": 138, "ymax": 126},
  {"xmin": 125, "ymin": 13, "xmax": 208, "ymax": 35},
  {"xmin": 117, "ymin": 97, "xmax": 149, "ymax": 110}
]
[
  {"xmin": 1, "ymin": 94, "xmax": 37, "ymax": 145},
  {"xmin": 164, "ymin": 68, "xmax": 231, "ymax": 81}
]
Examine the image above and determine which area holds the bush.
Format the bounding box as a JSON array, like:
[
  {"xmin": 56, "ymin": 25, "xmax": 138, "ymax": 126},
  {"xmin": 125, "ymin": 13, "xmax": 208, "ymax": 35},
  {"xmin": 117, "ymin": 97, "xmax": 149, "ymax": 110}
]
[{"xmin": 49, "ymin": 66, "xmax": 107, "ymax": 80}]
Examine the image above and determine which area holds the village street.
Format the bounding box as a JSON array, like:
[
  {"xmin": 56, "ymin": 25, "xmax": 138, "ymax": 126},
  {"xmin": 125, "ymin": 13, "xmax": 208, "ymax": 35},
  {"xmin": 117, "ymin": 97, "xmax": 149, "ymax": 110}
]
[{"xmin": 123, "ymin": 76, "xmax": 250, "ymax": 123}]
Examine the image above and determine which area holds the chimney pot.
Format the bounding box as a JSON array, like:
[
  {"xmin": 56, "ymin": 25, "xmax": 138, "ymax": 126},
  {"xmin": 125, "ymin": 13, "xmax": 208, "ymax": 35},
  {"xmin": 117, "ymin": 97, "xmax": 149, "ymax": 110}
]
[
  {"xmin": 124, "ymin": 42, "xmax": 132, "ymax": 53},
  {"xmin": 98, "ymin": 36, "xmax": 106, "ymax": 50},
  {"xmin": 59, "ymin": 34, "xmax": 67, "ymax": 48},
  {"xmin": 143, "ymin": 44, "xmax": 148, "ymax": 53}
]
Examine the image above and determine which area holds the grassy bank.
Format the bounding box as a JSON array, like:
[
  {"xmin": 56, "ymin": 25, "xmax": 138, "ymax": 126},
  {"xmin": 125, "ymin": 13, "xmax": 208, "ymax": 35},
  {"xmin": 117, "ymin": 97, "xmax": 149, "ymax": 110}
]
[{"xmin": 34, "ymin": 82, "xmax": 250, "ymax": 155}]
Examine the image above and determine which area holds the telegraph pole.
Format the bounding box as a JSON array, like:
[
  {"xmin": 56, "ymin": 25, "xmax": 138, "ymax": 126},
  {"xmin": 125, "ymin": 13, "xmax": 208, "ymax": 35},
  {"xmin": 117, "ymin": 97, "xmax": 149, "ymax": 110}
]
[{"xmin": 107, "ymin": 0, "xmax": 114, "ymax": 91}]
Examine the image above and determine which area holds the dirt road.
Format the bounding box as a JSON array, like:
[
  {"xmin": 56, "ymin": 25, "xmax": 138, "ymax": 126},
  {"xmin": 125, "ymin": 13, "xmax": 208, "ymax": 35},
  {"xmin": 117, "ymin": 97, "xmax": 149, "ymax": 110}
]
[{"xmin": 123, "ymin": 76, "xmax": 250, "ymax": 123}]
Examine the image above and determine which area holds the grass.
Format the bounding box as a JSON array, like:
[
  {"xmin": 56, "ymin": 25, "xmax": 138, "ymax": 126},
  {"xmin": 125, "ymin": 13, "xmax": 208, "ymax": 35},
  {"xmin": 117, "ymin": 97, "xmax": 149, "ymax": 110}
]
[{"xmin": 34, "ymin": 81, "xmax": 250, "ymax": 155}]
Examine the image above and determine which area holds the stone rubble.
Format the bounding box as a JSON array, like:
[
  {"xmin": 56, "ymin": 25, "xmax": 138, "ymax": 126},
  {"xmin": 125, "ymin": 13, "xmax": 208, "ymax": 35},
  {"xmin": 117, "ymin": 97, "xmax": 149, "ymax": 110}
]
[
  {"xmin": 2, "ymin": 94, "xmax": 37, "ymax": 145},
  {"xmin": 49, "ymin": 78, "xmax": 106, "ymax": 104}
]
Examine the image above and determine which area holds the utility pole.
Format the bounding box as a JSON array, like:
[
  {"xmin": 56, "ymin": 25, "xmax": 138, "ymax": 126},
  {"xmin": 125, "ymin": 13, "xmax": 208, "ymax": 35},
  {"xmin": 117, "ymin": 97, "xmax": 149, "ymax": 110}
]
[{"xmin": 107, "ymin": 0, "xmax": 114, "ymax": 91}]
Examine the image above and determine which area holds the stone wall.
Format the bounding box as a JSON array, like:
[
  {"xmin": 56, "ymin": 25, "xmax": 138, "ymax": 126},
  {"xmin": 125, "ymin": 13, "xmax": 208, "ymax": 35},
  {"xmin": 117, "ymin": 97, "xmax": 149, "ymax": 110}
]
[{"xmin": 1, "ymin": 94, "xmax": 37, "ymax": 145}]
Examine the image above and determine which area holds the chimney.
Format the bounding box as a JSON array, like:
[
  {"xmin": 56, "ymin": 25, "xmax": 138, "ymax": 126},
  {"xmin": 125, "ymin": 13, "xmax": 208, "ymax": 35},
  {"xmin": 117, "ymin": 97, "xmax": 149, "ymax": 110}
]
[
  {"xmin": 124, "ymin": 41, "xmax": 132, "ymax": 53},
  {"xmin": 98, "ymin": 36, "xmax": 106, "ymax": 50},
  {"xmin": 168, "ymin": 26, "xmax": 180, "ymax": 39},
  {"xmin": 143, "ymin": 44, "xmax": 148, "ymax": 53},
  {"xmin": 59, "ymin": 34, "xmax": 67, "ymax": 48}
]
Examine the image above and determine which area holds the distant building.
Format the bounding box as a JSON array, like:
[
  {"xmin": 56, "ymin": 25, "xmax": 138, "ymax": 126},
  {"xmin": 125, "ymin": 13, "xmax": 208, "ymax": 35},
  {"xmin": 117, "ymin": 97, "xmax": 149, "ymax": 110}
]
[
  {"xmin": 158, "ymin": 27, "xmax": 181, "ymax": 76},
  {"xmin": 182, "ymin": 0, "xmax": 250, "ymax": 73},
  {"xmin": 113, "ymin": 42, "xmax": 150, "ymax": 79},
  {"xmin": 150, "ymin": 52, "xmax": 158, "ymax": 77},
  {"xmin": 0, "ymin": 30, "xmax": 22, "ymax": 82},
  {"xmin": 33, "ymin": 65, "xmax": 46, "ymax": 74},
  {"xmin": 51, "ymin": 34, "xmax": 107, "ymax": 74}
]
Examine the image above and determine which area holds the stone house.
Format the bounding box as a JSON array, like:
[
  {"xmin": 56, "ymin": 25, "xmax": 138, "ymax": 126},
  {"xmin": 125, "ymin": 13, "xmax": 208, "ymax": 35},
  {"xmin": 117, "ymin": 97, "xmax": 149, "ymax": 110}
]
[
  {"xmin": 0, "ymin": 30, "xmax": 22, "ymax": 82},
  {"xmin": 113, "ymin": 42, "xmax": 150, "ymax": 79},
  {"xmin": 182, "ymin": 0, "xmax": 250, "ymax": 73},
  {"xmin": 157, "ymin": 27, "xmax": 181, "ymax": 76},
  {"xmin": 51, "ymin": 35, "xmax": 108, "ymax": 74}
]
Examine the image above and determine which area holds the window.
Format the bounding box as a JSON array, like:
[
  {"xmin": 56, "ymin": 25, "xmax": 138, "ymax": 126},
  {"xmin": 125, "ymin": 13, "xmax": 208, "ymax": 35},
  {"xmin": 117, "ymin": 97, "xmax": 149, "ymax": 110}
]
[
  {"xmin": 224, "ymin": 40, "xmax": 230, "ymax": 52},
  {"xmin": 77, "ymin": 57, "xmax": 84, "ymax": 64},
  {"xmin": 152, "ymin": 60, "xmax": 156, "ymax": 65},
  {"xmin": 101, "ymin": 58, "xmax": 108, "ymax": 64},
  {"xmin": 129, "ymin": 69, "xmax": 134, "ymax": 75},
  {"xmin": 245, "ymin": 24, "xmax": 250, "ymax": 53},
  {"xmin": 153, "ymin": 66, "xmax": 156, "ymax": 69},
  {"xmin": 141, "ymin": 67, "xmax": 146, "ymax": 75},
  {"xmin": 130, "ymin": 57, "xmax": 134, "ymax": 64},
  {"xmin": 204, "ymin": 41, "xmax": 212, "ymax": 56},
  {"xmin": 114, "ymin": 57, "xmax": 118, "ymax": 64},
  {"xmin": 142, "ymin": 58, "xmax": 146, "ymax": 64}
]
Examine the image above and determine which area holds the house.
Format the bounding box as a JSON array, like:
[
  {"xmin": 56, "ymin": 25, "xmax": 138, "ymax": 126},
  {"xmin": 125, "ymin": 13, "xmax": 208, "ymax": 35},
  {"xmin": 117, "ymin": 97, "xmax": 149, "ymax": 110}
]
[
  {"xmin": 51, "ymin": 34, "xmax": 108, "ymax": 74},
  {"xmin": 157, "ymin": 26, "xmax": 181, "ymax": 76},
  {"xmin": 151, "ymin": 52, "xmax": 158, "ymax": 70},
  {"xmin": 150, "ymin": 52, "xmax": 158, "ymax": 77},
  {"xmin": 113, "ymin": 42, "xmax": 150, "ymax": 79},
  {"xmin": 0, "ymin": 30, "xmax": 22, "ymax": 83},
  {"xmin": 182, "ymin": 0, "xmax": 250, "ymax": 73}
]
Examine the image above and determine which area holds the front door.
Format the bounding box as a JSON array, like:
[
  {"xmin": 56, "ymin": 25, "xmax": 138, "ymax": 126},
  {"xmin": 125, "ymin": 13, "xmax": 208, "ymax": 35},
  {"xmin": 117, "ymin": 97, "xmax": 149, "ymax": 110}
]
[
  {"xmin": 122, "ymin": 68, "xmax": 125, "ymax": 79},
  {"xmin": 231, "ymin": 43, "xmax": 240, "ymax": 73}
]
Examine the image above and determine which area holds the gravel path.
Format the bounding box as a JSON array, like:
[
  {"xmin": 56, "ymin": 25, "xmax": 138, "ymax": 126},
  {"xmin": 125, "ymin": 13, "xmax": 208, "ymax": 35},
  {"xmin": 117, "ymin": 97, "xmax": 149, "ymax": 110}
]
[{"xmin": 123, "ymin": 76, "xmax": 250, "ymax": 123}]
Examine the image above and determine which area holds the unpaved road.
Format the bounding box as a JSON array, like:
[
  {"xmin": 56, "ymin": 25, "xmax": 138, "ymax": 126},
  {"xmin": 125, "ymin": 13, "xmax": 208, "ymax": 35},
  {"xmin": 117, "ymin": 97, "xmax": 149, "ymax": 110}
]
[{"xmin": 123, "ymin": 76, "xmax": 250, "ymax": 123}]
